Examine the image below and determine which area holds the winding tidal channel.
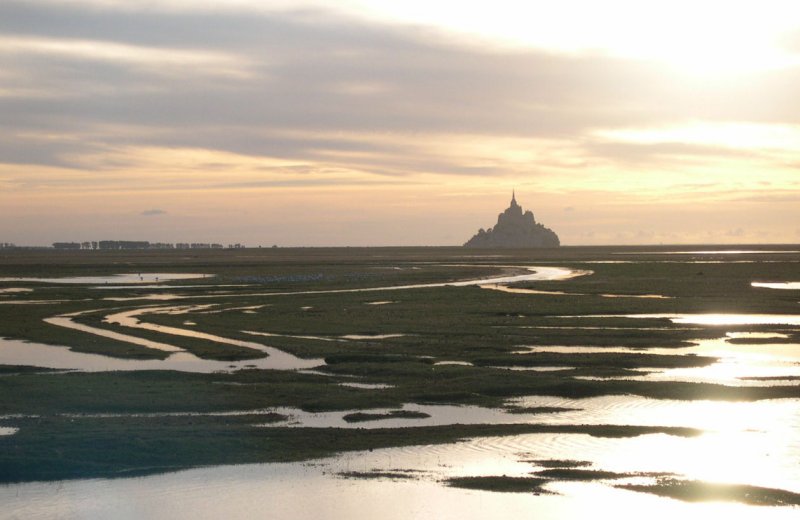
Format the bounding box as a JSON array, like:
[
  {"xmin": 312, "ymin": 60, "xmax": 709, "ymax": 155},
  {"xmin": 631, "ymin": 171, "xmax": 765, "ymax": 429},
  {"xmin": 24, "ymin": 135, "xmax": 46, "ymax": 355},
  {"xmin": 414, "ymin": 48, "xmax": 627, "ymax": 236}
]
[{"xmin": 2, "ymin": 265, "xmax": 587, "ymax": 372}]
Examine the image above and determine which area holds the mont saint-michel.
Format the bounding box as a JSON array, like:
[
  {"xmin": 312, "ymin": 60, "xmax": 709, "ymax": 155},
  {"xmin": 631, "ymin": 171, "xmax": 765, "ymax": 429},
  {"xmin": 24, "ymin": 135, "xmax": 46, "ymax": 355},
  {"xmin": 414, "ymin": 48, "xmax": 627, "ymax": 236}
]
[{"xmin": 464, "ymin": 192, "xmax": 560, "ymax": 248}]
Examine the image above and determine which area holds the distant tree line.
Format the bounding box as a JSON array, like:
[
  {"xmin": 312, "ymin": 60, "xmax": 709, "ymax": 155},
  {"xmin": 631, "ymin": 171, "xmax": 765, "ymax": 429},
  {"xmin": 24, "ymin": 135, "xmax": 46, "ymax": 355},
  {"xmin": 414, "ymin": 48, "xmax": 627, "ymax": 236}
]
[
  {"xmin": 52, "ymin": 241, "xmax": 244, "ymax": 250},
  {"xmin": 0, "ymin": 242, "xmax": 16, "ymax": 249}
]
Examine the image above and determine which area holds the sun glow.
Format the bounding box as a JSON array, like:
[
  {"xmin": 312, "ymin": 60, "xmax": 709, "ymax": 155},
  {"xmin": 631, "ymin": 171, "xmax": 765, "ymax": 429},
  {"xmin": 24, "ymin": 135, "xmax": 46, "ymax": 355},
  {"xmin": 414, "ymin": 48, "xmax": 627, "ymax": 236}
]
[{"xmin": 332, "ymin": 0, "xmax": 800, "ymax": 76}]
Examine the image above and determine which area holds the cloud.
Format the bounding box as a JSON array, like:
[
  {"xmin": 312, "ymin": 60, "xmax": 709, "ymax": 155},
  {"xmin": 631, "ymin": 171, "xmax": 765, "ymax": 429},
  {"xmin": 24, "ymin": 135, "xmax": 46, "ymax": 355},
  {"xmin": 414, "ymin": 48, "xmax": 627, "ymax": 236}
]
[
  {"xmin": 726, "ymin": 227, "xmax": 745, "ymax": 237},
  {"xmin": 3, "ymin": 0, "xmax": 798, "ymax": 180},
  {"xmin": 780, "ymin": 28, "xmax": 800, "ymax": 55},
  {"xmin": 140, "ymin": 209, "xmax": 166, "ymax": 216}
]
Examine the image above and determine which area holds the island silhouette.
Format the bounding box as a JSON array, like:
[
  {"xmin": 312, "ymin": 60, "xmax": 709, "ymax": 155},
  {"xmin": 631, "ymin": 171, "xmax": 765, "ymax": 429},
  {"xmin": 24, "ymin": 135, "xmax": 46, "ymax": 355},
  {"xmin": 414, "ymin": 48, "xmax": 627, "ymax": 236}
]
[{"xmin": 464, "ymin": 192, "xmax": 560, "ymax": 248}]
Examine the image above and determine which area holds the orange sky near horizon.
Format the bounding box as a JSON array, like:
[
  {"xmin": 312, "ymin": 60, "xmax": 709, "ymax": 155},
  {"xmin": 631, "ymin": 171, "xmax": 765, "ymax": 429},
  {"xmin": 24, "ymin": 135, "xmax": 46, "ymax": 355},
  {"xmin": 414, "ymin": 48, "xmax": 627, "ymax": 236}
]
[{"xmin": 1, "ymin": 1, "xmax": 799, "ymax": 246}]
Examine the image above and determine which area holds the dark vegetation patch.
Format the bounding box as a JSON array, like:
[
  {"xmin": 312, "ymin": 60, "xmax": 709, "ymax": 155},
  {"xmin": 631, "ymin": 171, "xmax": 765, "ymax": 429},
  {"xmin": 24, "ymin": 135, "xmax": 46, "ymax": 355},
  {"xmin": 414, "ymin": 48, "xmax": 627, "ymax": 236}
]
[
  {"xmin": 619, "ymin": 478, "xmax": 800, "ymax": 507},
  {"xmin": 325, "ymin": 354, "xmax": 422, "ymax": 365},
  {"xmin": 545, "ymin": 424, "xmax": 702, "ymax": 438},
  {"xmin": 337, "ymin": 470, "xmax": 416, "ymax": 480},
  {"xmin": 536, "ymin": 468, "xmax": 625, "ymax": 480},
  {"xmin": 568, "ymin": 367, "xmax": 653, "ymax": 378},
  {"xmin": 472, "ymin": 352, "xmax": 717, "ymax": 370},
  {"xmin": 726, "ymin": 336, "xmax": 799, "ymax": 345},
  {"xmin": 526, "ymin": 459, "xmax": 592, "ymax": 469},
  {"xmin": 446, "ymin": 476, "xmax": 553, "ymax": 494},
  {"xmin": 536, "ymin": 468, "xmax": 671, "ymax": 481},
  {"xmin": 503, "ymin": 406, "xmax": 578, "ymax": 415},
  {"xmin": 342, "ymin": 410, "xmax": 431, "ymax": 423},
  {"xmin": 497, "ymin": 326, "xmax": 714, "ymax": 349},
  {"xmin": 0, "ymin": 365, "xmax": 65, "ymax": 375},
  {"xmin": 738, "ymin": 376, "xmax": 800, "ymax": 382},
  {"xmin": 452, "ymin": 468, "xmax": 677, "ymax": 493}
]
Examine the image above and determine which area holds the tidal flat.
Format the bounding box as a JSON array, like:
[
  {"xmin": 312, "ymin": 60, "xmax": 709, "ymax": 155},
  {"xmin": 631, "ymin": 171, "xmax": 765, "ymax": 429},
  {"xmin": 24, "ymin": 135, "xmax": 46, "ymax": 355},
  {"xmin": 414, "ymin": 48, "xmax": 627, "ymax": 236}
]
[{"xmin": 0, "ymin": 245, "xmax": 799, "ymax": 517}]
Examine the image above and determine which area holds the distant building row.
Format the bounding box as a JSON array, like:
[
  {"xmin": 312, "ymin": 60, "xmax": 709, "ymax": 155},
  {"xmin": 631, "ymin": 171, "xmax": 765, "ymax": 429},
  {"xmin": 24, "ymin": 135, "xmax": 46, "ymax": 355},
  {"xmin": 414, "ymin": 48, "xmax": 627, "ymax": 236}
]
[{"xmin": 52, "ymin": 241, "xmax": 245, "ymax": 250}]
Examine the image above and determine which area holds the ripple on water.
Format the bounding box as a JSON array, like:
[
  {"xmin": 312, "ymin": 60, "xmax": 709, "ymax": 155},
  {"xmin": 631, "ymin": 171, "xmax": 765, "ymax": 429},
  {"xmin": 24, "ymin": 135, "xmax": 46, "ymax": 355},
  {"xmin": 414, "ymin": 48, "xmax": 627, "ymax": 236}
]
[
  {"xmin": 1, "ymin": 447, "xmax": 797, "ymax": 520},
  {"xmin": 507, "ymin": 394, "xmax": 800, "ymax": 432},
  {"xmin": 498, "ymin": 395, "xmax": 800, "ymax": 492}
]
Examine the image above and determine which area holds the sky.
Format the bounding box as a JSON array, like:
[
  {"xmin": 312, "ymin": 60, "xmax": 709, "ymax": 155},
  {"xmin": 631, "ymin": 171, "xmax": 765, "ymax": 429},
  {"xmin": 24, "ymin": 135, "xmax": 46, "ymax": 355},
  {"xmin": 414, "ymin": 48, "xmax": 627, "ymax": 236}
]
[{"xmin": 2, "ymin": 0, "xmax": 800, "ymax": 247}]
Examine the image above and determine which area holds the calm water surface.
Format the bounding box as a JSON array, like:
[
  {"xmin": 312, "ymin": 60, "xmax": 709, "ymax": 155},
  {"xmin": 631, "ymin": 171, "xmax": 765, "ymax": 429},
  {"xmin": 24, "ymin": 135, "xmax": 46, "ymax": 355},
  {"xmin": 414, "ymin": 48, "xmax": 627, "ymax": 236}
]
[{"xmin": 2, "ymin": 433, "xmax": 798, "ymax": 520}]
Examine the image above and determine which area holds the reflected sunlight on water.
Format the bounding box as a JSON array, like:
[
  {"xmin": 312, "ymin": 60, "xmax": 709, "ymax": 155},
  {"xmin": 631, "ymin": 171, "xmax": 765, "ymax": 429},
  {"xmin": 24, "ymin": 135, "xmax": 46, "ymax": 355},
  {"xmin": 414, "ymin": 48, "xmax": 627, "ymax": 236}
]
[
  {"xmin": 2, "ymin": 433, "xmax": 799, "ymax": 520},
  {"xmin": 753, "ymin": 282, "xmax": 800, "ymax": 290},
  {"xmin": 505, "ymin": 396, "xmax": 800, "ymax": 492}
]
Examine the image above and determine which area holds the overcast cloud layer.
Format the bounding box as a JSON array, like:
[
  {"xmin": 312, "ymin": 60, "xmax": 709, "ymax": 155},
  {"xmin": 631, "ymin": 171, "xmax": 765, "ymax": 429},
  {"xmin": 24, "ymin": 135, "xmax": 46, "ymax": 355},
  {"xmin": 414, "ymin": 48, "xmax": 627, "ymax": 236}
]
[{"xmin": 2, "ymin": 0, "xmax": 799, "ymax": 246}]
